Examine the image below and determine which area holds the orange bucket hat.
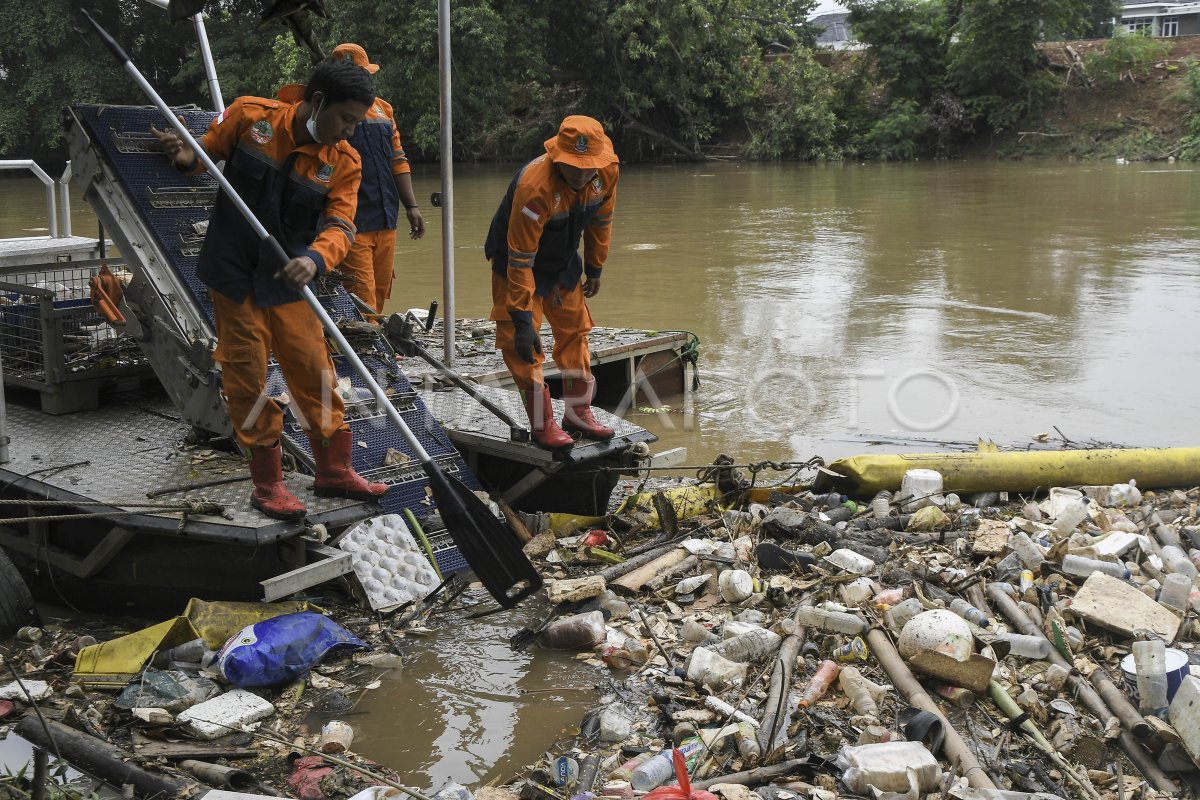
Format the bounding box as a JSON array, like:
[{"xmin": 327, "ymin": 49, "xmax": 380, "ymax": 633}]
[
  {"xmin": 330, "ymin": 43, "xmax": 380, "ymax": 74},
  {"xmin": 544, "ymin": 115, "xmax": 618, "ymax": 169}
]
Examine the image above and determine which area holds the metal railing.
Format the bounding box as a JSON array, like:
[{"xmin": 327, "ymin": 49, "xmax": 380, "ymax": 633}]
[{"xmin": 0, "ymin": 160, "xmax": 58, "ymax": 239}]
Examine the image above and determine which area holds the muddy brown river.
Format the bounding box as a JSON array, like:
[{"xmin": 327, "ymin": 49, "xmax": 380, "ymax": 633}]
[{"xmin": 3, "ymin": 158, "xmax": 1200, "ymax": 786}]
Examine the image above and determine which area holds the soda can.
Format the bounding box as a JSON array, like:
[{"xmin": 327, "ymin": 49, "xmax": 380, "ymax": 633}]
[{"xmin": 833, "ymin": 636, "xmax": 870, "ymax": 662}]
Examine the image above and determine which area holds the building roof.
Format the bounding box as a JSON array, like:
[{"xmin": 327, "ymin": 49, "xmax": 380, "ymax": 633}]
[{"xmin": 811, "ymin": 11, "xmax": 853, "ymax": 44}]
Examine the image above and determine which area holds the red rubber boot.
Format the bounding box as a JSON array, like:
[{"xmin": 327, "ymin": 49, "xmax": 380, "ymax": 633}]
[
  {"xmin": 248, "ymin": 443, "xmax": 307, "ymax": 520},
  {"xmin": 309, "ymin": 429, "xmax": 389, "ymax": 500},
  {"xmin": 522, "ymin": 385, "xmax": 574, "ymax": 450},
  {"xmin": 561, "ymin": 377, "xmax": 614, "ymax": 441}
]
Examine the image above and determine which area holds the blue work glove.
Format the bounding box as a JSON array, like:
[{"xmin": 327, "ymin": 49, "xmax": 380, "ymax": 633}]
[{"xmin": 513, "ymin": 320, "xmax": 542, "ymax": 365}]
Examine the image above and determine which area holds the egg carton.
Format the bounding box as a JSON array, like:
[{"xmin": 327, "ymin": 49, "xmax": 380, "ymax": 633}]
[{"xmin": 337, "ymin": 514, "xmax": 442, "ymax": 611}]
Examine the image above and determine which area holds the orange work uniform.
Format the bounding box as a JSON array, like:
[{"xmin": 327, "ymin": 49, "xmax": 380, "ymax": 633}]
[
  {"xmin": 484, "ymin": 155, "xmax": 619, "ymax": 390},
  {"xmin": 189, "ymin": 96, "xmax": 362, "ymax": 447},
  {"xmin": 278, "ymin": 86, "xmax": 409, "ymax": 312}
]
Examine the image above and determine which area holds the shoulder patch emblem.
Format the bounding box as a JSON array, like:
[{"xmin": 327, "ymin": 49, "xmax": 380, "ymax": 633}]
[
  {"xmin": 591, "ymin": 177, "xmax": 603, "ymax": 193},
  {"xmin": 553, "ymin": 192, "xmax": 561, "ymax": 210},
  {"xmin": 372, "ymin": 104, "xmax": 382, "ymax": 115},
  {"xmin": 315, "ymin": 162, "xmax": 335, "ymax": 183},
  {"xmin": 249, "ymin": 119, "xmax": 273, "ymax": 145}
]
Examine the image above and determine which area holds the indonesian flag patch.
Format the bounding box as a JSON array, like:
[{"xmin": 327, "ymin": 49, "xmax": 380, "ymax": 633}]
[{"xmin": 521, "ymin": 201, "xmax": 543, "ymax": 222}]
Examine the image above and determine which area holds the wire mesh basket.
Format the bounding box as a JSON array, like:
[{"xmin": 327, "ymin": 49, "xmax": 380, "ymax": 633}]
[{"xmin": 0, "ymin": 263, "xmax": 152, "ymax": 412}]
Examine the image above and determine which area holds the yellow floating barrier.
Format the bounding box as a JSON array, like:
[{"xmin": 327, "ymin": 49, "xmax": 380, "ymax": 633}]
[{"xmin": 815, "ymin": 447, "xmax": 1200, "ymax": 496}]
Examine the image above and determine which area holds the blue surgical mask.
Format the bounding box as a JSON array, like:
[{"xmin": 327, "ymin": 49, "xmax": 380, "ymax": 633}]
[{"xmin": 305, "ymin": 98, "xmax": 326, "ymax": 144}]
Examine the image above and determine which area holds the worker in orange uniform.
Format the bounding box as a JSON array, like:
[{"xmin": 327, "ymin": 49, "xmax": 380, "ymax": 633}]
[
  {"xmin": 484, "ymin": 115, "xmax": 619, "ymax": 450},
  {"xmin": 279, "ymin": 44, "xmax": 424, "ymax": 313},
  {"xmin": 152, "ymin": 61, "xmax": 389, "ymax": 519}
]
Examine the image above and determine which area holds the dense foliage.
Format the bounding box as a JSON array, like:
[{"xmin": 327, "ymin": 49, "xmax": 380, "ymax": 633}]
[
  {"xmin": 843, "ymin": 0, "xmax": 1123, "ymax": 156},
  {"xmin": 0, "ymin": 0, "xmax": 1146, "ymax": 164}
]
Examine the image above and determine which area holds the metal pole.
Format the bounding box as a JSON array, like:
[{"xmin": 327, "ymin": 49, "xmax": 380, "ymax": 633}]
[
  {"xmin": 437, "ymin": 0, "xmax": 456, "ymax": 367},
  {"xmin": 190, "ymin": 14, "xmax": 224, "ymax": 113},
  {"xmin": 0, "ymin": 347, "xmax": 9, "ymax": 465},
  {"xmin": 57, "ymin": 162, "xmax": 73, "ymax": 238}
]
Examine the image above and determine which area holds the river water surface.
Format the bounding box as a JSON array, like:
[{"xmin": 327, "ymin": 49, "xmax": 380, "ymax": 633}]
[{"xmin": 3, "ymin": 158, "xmax": 1199, "ymax": 786}]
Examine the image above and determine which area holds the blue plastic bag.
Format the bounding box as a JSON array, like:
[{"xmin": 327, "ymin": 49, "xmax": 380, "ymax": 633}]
[{"xmin": 216, "ymin": 612, "xmax": 370, "ymax": 687}]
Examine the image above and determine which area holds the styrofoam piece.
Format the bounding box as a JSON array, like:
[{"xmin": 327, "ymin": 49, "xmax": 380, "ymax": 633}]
[
  {"xmin": 0, "ymin": 680, "xmax": 51, "ymax": 701},
  {"xmin": 338, "ymin": 513, "xmax": 442, "ymax": 611},
  {"xmin": 177, "ymin": 689, "xmax": 275, "ymax": 740}
]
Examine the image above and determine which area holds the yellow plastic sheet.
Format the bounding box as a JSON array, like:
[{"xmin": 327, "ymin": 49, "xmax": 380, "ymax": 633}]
[
  {"xmin": 183, "ymin": 598, "xmax": 317, "ymax": 649},
  {"xmin": 73, "ymin": 616, "xmax": 201, "ymax": 687},
  {"xmin": 615, "ymin": 482, "xmax": 723, "ymax": 529}
]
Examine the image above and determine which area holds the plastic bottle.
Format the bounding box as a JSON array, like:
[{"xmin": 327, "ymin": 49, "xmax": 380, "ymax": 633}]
[
  {"xmin": 598, "ymin": 590, "xmax": 632, "ymax": 620},
  {"xmin": 686, "ymin": 647, "xmax": 747, "ymax": 688},
  {"xmin": 871, "ymin": 491, "xmax": 892, "ymax": 520},
  {"xmin": 1060, "ymin": 554, "xmax": 1131, "ymax": 581},
  {"xmin": 1161, "ymin": 545, "xmax": 1198, "ymax": 579},
  {"xmin": 883, "ymin": 598, "xmax": 923, "ymax": 633},
  {"xmin": 1160, "ymin": 572, "xmax": 1191, "ymax": 612},
  {"xmin": 610, "ymin": 752, "xmax": 655, "ymax": 781},
  {"xmin": 794, "ymin": 606, "xmax": 868, "ymax": 635},
  {"xmin": 735, "ymin": 722, "xmax": 760, "ymax": 759},
  {"xmin": 629, "ymin": 739, "xmax": 703, "ymax": 791},
  {"xmin": 1009, "ymin": 531, "xmax": 1046, "ymax": 570},
  {"xmin": 799, "ymin": 660, "xmax": 841, "ymax": 708},
  {"xmin": 997, "ymin": 633, "xmax": 1052, "ymax": 660},
  {"xmin": 1132, "ymin": 639, "xmax": 1169, "ymax": 717},
  {"xmin": 949, "ymin": 598, "xmax": 991, "ymax": 628},
  {"xmin": 680, "ymin": 619, "xmax": 716, "ymax": 644},
  {"xmin": 839, "ymin": 665, "xmax": 882, "ymax": 717},
  {"xmin": 944, "ymin": 493, "xmax": 961, "ymax": 511},
  {"xmin": 1050, "ymin": 497, "xmax": 1090, "ymax": 539},
  {"xmin": 705, "ymin": 628, "xmax": 782, "ymax": 663}
]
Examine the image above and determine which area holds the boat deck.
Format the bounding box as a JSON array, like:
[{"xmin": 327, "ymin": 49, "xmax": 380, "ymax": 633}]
[
  {"xmin": 410, "ymin": 317, "xmax": 693, "ymax": 406},
  {"xmin": 0, "ymin": 390, "xmax": 366, "ymax": 545},
  {"xmin": 0, "ymin": 236, "xmax": 106, "ymax": 267}
]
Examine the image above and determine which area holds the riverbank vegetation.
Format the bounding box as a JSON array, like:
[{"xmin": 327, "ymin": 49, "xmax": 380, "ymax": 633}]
[{"xmin": 0, "ymin": 0, "xmax": 1195, "ymax": 163}]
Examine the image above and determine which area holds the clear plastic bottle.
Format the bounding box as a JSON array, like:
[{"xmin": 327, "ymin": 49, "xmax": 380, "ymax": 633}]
[
  {"xmin": 1161, "ymin": 545, "xmax": 1198, "ymax": 579},
  {"xmin": 610, "ymin": 752, "xmax": 655, "ymax": 781},
  {"xmin": 1160, "ymin": 573, "xmax": 1191, "ymax": 611},
  {"xmin": 997, "ymin": 633, "xmax": 1052, "ymax": 660},
  {"xmin": 705, "ymin": 628, "xmax": 782, "ymax": 663},
  {"xmin": 1009, "ymin": 531, "xmax": 1046, "ymax": 569},
  {"xmin": 798, "ymin": 660, "xmax": 841, "ymax": 708},
  {"xmin": 839, "ymin": 665, "xmax": 882, "ymax": 716},
  {"xmin": 949, "ymin": 598, "xmax": 990, "ymax": 628},
  {"xmin": 944, "ymin": 493, "xmax": 961, "ymax": 511},
  {"xmin": 1050, "ymin": 498, "xmax": 1090, "ymax": 539},
  {"xmin": 871, "ymin": 491, "xmax": 892, "ymax": 520},
  {"xmin": 1060, "ymin": 554, "xmax": 1130, "ymax": 581},
  {"xmin": 795, "ymin": 606, "xmax": 868, "ymax": 635},
  {"xmin": 1132, "ymin": 639, "xmax": 1169, "ymax": 717},
  {"xmin": 630, "ymin": 739, "xmax": 702, "ymax": 791},
  {"xmin": 883, "ymin": 598, "xmax": 923, "ymax": 633}
]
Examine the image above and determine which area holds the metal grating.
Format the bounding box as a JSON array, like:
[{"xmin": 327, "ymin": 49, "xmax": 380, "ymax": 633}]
[{"xmin": 72, "ymin": 105, "xmax": 480, "ymax": 571}]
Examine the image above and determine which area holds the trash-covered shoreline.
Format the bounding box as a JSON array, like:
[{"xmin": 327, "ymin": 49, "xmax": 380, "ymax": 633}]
[{"xmin": 4, "ymin": 457, "xmax": 1200, "ymax": 800}]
